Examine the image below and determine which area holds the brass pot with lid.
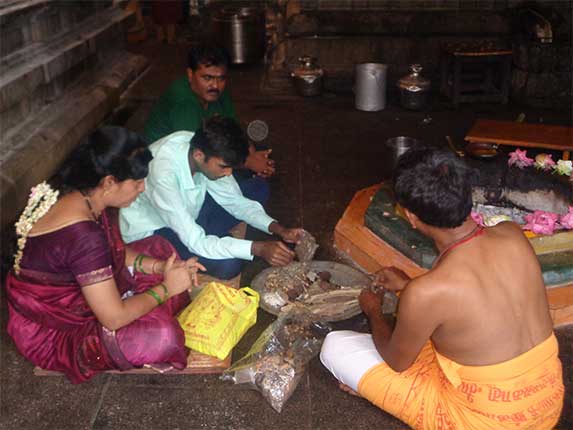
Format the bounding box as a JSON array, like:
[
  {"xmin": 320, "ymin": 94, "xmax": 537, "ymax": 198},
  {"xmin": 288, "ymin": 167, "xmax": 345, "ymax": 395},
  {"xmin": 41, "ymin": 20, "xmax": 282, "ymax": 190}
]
[
  {"xmin": 291, "ymin": 55, "xmax": 324, "ymax": 97},
  {"xmin": 397, "ymin": 64, "xmax": 430, "ymax": 110}
]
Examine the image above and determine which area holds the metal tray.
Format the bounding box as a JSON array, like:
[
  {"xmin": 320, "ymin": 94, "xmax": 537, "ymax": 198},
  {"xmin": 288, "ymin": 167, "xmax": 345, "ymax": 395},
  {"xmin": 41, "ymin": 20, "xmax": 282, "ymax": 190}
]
[{"xmin": 251, "ymin": 261, "xmax": 371, "ymax": 322}]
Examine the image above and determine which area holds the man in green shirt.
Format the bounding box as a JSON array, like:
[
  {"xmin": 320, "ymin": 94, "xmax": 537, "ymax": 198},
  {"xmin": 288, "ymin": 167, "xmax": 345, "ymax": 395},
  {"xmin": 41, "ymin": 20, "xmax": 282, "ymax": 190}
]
[
  {"xmin": 144, "ymin": 44, "xmax": 274, "ymax": 177},
  {"xmin": 143, "ymin": 45, "xmax": 275, "ymax": 240}
]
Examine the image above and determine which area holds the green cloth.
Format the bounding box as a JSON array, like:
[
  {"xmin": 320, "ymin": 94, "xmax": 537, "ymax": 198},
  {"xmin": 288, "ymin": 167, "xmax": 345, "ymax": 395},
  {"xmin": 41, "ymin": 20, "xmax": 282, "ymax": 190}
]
[{"xmin": 143, "ymin": 76, "xmax": 237, "ymax": 143}]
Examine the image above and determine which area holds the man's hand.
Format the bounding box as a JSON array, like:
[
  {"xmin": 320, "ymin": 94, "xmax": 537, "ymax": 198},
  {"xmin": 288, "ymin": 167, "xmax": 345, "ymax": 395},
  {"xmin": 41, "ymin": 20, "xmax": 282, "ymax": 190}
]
[
  {"xmin": 359, "ymin": 288, "xmax": 384, "ymax": 318},
  {"xmin": 268, "ymin": 222, "xmax": 304, "ymax": 244},
  {"xmin": 252, "ymin": 240, "xmax": 295, "ymax": 266},
  {"xmin": 372, "ymin": 266, "xmax": 411, "ymax": 292},
  {"xmin": 244, "ymin": 149, "xmax": 275, "ymax": 178}
]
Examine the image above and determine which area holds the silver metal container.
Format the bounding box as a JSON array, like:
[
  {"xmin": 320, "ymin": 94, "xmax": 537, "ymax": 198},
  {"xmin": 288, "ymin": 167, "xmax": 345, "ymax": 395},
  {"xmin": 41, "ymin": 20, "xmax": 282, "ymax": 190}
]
[
  {"xmin": 291, "ymin": 56, "xmax": 323, "ymax": 97},
  {"xmin": 385, "ymin": 136, "xmax": 422, "ymax": 173},
  {"xmin": 210, "ymin": 5, "xmax": 266, "ymax": 64},
  {"xmin": 355, "ymin": 63, "xmax": 388, "ymax": 111},
  {"xmin": 397, "ymin": 64, "xmax": 430, "ymax": 111}
]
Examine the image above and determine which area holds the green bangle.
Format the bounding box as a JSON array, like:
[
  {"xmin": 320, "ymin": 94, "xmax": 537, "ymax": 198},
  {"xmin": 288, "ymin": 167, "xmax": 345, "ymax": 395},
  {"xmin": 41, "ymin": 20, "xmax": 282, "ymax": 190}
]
[
  {"xmin": 145, "ymin": 288, "xmax": 163, "ymax": 305},
  {"xmin": 135, "ymin": 254, "xmax": 148, "ymax": 274},
  {"xmin": 134, "ymin": 254, "xmax": 141, "ymax": 272},
  {"xmin": 159, "ymin": 283, "xmax": 169, "ymax": 301}
]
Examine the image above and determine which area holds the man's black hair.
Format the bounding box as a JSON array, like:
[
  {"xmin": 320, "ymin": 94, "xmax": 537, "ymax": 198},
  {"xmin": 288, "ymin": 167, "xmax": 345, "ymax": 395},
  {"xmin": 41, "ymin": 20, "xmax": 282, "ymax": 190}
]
[
  {"xmin": 190, "ymin": 116, "xmax": 249, "ymax": 168},
  {"xmin": 393, "ymin": 148, "xmax": 473, "ymax": 228},
  {"xmin": 187, "ymin": 44, "xmax": 230, "ymax": 70}
]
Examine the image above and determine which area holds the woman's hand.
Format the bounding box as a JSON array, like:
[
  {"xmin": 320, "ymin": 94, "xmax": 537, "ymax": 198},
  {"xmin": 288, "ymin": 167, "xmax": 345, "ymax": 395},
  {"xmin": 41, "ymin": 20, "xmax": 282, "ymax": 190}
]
[
  {"xmin": 163, "ymin": 254, "xmax": 206, "ymax": 295},
  {"xmin": 172, "ymin": 256, "xmax": 206, "ymax": 288},
  {"xmin": 371, "ymin": 266, "xmax": 411, "ymax": 292}
]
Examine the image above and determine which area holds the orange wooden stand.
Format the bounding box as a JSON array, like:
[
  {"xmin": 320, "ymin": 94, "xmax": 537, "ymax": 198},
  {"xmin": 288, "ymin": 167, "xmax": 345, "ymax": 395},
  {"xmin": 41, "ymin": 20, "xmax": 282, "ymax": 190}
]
[
  {"xmin": 334, "ymin": 184, "xmax": 573, "ymax": 327},
  {"xmin": 465, "ymin": 119, "xmax": 573, "ymax": 160}
]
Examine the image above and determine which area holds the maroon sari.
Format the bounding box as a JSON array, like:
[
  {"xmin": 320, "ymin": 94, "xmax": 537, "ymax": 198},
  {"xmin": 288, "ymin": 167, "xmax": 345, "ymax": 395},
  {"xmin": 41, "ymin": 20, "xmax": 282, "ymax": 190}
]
[{"xmin": 5, "ymin": 209, "xmax": 190, "ymax": 383}]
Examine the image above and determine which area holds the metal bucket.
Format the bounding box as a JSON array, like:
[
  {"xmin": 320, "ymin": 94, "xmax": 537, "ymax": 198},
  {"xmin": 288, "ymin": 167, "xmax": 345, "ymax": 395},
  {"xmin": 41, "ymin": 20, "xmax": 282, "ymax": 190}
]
[
  {"xmin": 210, "ymin": 6, "xmax": 266, "ymax": 64},
  {"xmin": 385, "ymin": 136, "xmax": 421, "ymax": 173},
  {"xmin": 355, "ymin": 63, "xmax": 388, "ymax": 111}
]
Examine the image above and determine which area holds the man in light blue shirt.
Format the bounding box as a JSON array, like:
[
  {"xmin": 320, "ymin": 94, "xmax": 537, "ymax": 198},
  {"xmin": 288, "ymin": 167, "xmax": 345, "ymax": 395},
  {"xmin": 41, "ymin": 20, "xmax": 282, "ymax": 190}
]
[{"xmin": 120, "ymin": 116, "xmax": 302, "ymax": 279}]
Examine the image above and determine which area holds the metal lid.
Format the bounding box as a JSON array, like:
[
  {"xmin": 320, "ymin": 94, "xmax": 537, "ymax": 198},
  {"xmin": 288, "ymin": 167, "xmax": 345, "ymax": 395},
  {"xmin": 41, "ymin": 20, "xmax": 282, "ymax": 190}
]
[
  {"xmin": 397, "ymin": 64, "xmax": 430, "ymax": 92},
  {"xmin": 291, "ymin": 55, "xmax": 323, "ymax": 78}
]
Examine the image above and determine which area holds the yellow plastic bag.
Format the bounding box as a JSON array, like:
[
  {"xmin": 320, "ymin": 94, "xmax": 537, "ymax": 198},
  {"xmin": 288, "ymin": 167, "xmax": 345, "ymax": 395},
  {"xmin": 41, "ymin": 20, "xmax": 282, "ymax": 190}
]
[{"xmin": 177, "ymin": 282, "xmax": 259, "ymax": 360}]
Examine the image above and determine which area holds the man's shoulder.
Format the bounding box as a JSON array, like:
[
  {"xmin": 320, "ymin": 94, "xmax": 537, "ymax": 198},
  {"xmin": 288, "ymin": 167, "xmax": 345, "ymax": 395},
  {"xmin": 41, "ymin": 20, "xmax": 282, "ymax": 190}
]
[
  {"xmin": 150, "ymin": 131, "xmax": 194, "ymax": 158},
  {"xmin": 163, "ymin": 76, "xmax": 194, "ymax": 99}
]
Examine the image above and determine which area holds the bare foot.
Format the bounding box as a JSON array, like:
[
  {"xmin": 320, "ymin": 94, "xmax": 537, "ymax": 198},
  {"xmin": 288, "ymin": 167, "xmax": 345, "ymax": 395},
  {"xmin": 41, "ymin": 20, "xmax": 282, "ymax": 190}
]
[{"xmin": 339, "ymin": 383, "xmax": 361, "ymax": 397}]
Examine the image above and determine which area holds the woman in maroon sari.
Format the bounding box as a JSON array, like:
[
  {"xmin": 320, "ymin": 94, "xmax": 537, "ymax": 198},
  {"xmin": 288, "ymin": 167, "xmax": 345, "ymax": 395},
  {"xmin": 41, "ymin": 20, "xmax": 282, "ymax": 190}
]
[{"xmin": 5, "ymin": 127, "xmax": 205, "ymax": 383}]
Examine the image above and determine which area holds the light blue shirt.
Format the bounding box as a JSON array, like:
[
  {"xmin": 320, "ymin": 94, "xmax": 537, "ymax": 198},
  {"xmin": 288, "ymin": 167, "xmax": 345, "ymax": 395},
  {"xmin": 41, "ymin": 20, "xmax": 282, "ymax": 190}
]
[{"xmin": 120, "ymin": 131, "xmax": 275, "ymax": 260}]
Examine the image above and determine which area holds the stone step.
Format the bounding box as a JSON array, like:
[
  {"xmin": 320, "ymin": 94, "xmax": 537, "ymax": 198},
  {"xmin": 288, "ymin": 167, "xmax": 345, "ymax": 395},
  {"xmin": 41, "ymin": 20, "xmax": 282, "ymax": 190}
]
[
  {"xmin": 0, "ymin": 50, "xmax": 149, "ymax": 229},
  {"xmin": 0, "ymin": 6, "xmax": 133, "ymax": 137}
]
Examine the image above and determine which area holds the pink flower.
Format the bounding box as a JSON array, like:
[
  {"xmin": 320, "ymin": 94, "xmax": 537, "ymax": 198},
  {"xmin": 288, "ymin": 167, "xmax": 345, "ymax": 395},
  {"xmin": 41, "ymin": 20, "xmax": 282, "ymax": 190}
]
[
  {"xmin": 559, "ymin": 207, "xmax": 573, "ymax": 230},
  {"xmin": 534, "ymin": 153, "xmax": 556, "ymax": 171},
  {"xmin": 471, "ymin": 211, "xmax": 484, "ymax": 226},
  {"xmin": 508, "ymin": 149, "xmax": 534, "ymax": 169},
  {"xmin": 522, "ymin": 210, "xmax": 559, "ymax": 235}
]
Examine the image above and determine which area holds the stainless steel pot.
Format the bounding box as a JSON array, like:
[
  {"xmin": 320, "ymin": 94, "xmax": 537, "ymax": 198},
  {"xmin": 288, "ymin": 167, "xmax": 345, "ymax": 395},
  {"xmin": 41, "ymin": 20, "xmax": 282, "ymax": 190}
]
[
  {"xmin": 210, "ymin": 5, "xmax": 266, "ymax": 64},
  {"xmin": 291, "ymin": 56, "xmax": 323, "ymax": 97},
  {"xmin": 397, "ymin": 64, "xmax": 430, "ymax": 111},
  {"xmin": 385, "ymin": 136, "xmax": 422, "ymax": 173}
]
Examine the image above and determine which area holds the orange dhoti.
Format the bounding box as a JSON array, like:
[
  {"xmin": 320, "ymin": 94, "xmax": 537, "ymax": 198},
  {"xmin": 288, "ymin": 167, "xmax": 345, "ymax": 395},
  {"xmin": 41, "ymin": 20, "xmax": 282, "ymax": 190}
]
[{"xmin": 357, "ymin": 334, "xmax": 564, "ymax": 430}]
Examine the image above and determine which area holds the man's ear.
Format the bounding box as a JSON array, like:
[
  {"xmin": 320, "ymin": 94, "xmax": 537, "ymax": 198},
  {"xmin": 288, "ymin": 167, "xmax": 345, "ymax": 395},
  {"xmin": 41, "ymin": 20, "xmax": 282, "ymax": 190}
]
[
  {"xmin": 186, "ymin": 68, "xmax": 194, "ymax": 83},
  {"xmin": 192, "ymin": 148, "xmax": 205, "ymax": 163}
]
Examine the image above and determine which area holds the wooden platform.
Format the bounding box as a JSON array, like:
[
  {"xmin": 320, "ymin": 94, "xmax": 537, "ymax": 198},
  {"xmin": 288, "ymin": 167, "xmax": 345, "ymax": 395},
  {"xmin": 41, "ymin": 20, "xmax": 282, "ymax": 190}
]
[
  {"xmin": 465, "ymin": 119, "xmax": 573, "ymax": 159},
  {"xmin": 334, "ymin": 184, "xmax": 573, "ymax": 327}
]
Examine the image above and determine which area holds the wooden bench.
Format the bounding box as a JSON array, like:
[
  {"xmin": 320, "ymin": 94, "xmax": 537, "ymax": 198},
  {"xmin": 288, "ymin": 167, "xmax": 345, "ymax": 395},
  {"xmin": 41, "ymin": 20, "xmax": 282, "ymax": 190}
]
[{"xmin": 465, "ymin": 119, "xmax": 573, "ymax": 160}]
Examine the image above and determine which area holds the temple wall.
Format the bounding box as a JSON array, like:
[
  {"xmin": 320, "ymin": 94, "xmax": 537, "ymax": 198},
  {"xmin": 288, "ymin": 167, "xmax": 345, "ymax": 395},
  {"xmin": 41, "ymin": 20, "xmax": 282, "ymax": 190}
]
[{"xmin": 0, "ymin": 0, "xmax": 149, "ymax": 228}]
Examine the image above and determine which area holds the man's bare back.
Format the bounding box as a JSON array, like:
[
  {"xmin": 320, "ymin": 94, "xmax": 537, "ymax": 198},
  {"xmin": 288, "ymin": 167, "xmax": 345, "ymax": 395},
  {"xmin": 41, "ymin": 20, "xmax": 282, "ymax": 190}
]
[{"xmin": 412, "ymin": 221, "xmax": 553, "ymax": 366}]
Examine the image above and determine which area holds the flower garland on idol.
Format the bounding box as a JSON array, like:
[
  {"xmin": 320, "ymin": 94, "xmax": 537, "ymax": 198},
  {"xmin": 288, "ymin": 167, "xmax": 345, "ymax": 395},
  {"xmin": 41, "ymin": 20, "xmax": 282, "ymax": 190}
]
[
  {"xmin": 13, "ymin": 182, "xmax": 59, "ymax": 274},
  {"xmin": 471, "ymin": 149, "xmax": 573, "ymax": 235}
]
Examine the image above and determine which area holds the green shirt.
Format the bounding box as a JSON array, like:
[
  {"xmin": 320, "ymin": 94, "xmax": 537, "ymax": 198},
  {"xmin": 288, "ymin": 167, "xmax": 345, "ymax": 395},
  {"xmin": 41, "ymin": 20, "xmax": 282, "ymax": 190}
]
[{"xmin": 143, "ymin": 76, "xmax": 237, "ymax": 142}]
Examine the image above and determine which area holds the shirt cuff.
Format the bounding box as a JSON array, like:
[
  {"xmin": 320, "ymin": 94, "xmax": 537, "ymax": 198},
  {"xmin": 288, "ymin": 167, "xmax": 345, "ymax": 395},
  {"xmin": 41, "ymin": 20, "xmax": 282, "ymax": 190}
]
[
  {"xmin": 231, "ymin": 239, "xmax": 255, "ymax": 261},
  {"xmin": 249, "ymin": 215, "xmax": 276, "ymax": 235}
]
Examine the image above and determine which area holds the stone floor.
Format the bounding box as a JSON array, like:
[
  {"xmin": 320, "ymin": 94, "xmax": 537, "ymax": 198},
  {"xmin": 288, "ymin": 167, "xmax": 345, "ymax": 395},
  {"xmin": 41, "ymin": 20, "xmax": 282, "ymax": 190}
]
[{"xmin": 1, "ymin": 35, "xmax": 572, "ymax": 430}]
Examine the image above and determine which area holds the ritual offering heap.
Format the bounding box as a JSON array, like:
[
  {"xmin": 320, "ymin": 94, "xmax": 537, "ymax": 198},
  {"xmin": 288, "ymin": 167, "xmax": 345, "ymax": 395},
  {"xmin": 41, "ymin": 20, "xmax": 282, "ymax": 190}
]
[{"xmin": 252, "ymin": 230, "xmax": 374, "ymax": 322}]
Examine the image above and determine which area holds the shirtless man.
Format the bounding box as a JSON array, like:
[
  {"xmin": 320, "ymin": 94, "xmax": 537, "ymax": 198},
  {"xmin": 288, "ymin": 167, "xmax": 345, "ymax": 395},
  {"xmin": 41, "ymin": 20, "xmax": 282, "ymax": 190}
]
[{"xmin": 321, "ymin": 148, "xmax": 564, "ymax": 429}]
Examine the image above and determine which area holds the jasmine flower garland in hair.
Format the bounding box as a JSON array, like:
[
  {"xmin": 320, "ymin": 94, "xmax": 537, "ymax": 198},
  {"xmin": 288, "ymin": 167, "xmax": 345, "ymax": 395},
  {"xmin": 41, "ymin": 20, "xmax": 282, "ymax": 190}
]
[{"xmin": 13, "ymin": 182, "xmax": 59, "ymax": 274}]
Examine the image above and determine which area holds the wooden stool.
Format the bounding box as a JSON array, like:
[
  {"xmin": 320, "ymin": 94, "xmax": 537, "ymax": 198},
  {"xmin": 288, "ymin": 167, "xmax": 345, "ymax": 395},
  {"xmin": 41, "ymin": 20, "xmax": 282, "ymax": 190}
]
[{"xmin": 440, "ymin": 42, "xmax": 512, "ymax": 106}]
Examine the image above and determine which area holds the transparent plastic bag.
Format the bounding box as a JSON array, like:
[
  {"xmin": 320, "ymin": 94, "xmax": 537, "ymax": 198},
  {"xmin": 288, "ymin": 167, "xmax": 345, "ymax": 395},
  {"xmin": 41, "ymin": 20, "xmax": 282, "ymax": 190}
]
[{"xmin": 221, "ymin": 307, "xmax": 331, "ymax": 412}]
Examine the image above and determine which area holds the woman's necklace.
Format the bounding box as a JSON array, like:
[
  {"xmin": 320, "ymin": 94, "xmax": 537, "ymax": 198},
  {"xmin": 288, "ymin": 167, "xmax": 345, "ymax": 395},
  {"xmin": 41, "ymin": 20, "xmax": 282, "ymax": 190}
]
[
  {"xmin": 80, "ymin": 190, "xmax": 100, "ymax": 222},
  {"xmin": 432, "ymin": 225, "xmax": 485, "ymax": 268}
]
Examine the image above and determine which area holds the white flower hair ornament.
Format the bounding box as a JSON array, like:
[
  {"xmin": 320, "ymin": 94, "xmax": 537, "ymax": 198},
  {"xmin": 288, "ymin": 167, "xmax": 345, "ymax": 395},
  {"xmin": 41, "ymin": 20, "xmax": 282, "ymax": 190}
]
[{"xmin": 13, "ymin": 182, "xmax": 59, "ymax": 274}]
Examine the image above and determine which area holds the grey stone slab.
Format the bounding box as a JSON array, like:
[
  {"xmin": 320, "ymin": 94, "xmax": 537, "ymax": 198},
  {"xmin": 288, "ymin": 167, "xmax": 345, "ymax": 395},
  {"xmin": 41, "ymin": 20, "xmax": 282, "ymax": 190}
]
[
  {"xmin": 308, "ymin": 359, "xmax": 406, "ymax": 430},
  {"xmin": 93, "ymin": 376, "xmax": 312, "ymax": 430},
  {"xmin": 0, "ymin": 338, "xmax": 108, "ymax": 430}
]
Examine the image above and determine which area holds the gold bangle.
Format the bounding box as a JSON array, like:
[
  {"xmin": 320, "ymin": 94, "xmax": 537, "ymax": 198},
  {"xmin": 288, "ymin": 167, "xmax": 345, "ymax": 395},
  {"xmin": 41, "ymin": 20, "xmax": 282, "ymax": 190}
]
[{"xmin": 144, "ymin": 288, "xmax": 163, "ymax": 305}]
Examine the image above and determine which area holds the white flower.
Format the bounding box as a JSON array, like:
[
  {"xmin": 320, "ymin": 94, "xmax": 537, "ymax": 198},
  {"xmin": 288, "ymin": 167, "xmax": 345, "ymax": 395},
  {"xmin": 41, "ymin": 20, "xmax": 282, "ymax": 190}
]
[
  {"xmin": 554, "ymin": 160, "xmax": 572, "ymax": 176},
  {"xmin": 13, "ymin": 182, "xmax": 59, "ymax": 274}
]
